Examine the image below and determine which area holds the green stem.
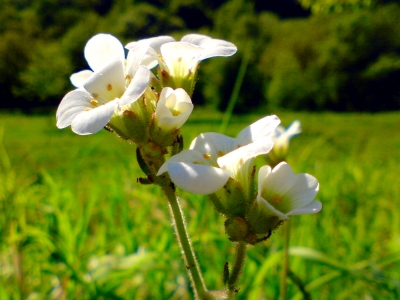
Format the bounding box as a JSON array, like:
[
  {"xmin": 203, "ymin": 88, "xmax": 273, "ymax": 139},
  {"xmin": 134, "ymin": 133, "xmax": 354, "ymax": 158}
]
[
  {"xmin": 279, "ymin": 220, "xmax": 290, "ymax": 300},
  {"xmin": 219, "ymin": 41, "xmax": 252, "ymax": 134},
  {"xmin": 161, "ymin": 182, "xmax": 207, "ymax": 299},
  {"xmin": 227, "ymin": 241, "xmax": 247, "ymax": 299}
]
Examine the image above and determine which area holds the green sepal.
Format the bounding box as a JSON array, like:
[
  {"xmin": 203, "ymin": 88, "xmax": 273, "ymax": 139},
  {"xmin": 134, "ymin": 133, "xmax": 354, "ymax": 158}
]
[
  {"xmin": 171, "ymin": 134, "xmax": 184, "ymax": 156},
  {"xmin": 136, "ymin": 147, "xmax": 151, "ymax": 176},
  {"xmin": 246, "ymin": 200, "xmax": 283, "ymax": 235},
  {"xmin": 212, "ymin": 178, "xmax": 249, "ymax": 218},
  {"xmin": 121, "ymin": 110, "xmax": 148, "ymax": 144},
  {"xmin": 150, "ymin": 125, "xmax": 180, "ymax": 148},
  {"xmin": 224, "ymin": 217, "xmax": 249, "ymax": 242}
]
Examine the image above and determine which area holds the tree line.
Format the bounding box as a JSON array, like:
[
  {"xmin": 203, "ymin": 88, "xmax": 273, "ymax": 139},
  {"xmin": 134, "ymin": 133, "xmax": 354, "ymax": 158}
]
[{"xmin": 0, "ymin": 0, "xmax": 399, "ymax": 112}]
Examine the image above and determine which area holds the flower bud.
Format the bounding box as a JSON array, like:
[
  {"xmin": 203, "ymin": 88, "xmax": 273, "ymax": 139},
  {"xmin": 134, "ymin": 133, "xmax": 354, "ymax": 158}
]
[{"xmin": 151, "ymin": 87, "xmax": 193, "ymax": 147}]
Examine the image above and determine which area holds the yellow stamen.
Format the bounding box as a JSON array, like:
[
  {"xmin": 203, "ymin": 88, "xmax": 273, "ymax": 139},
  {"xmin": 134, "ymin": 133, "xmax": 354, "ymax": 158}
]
[
  {"xmin": 107, "ymin": 84, "xmax": 112, "ymax": 91},
  {"xmin": 172, "ymin": 110, "xmax": 181, "ymax": 117},
  {"xmin": 90, "ymin": 99, "xmax": 99, "ymax": 106},
  {"xmin": 92, "ymin": 93, "xmax": 99, "ymax": 99},
  {"xmin": 125, "ymin": 74, "xmax": 132, "ymax": 85},
  {"xmin": 203, "ymin": 153, "xmax": 211, "ymax": 159},
  {"xmin": 158, "ymin": 54, "xmax": 165, "ymax": 63}
]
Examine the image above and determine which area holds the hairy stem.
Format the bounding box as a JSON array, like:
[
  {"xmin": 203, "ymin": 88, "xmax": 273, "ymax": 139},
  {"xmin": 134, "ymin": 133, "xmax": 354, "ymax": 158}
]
[
  {"xmin": 161, "ymin": 181, "xmax": 207, "ymax": 299},
  {"xmin": 227, "ymin": 241, "xmax": 247, "ymax": 299}
]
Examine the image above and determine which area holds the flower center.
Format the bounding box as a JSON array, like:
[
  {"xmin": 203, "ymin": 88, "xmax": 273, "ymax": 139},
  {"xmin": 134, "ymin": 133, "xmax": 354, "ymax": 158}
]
[
  {"xmin": 172, "ymin": 109, "xmax": 181, "ymax": 117},
  {"xmin": 270, "ymin": 194, "xmax": 283, "ymax": 205}
]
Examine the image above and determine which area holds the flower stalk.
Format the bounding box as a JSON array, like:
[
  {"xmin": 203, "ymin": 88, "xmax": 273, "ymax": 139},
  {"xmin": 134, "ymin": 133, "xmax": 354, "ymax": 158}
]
[
  {"xmin": 55, "ymin": 32, "xmax": 323, "ymax": 299},
  {"xmin": 159, "ymin": 177, "xmax": 207, "ymax": 299},
  {"xmin": 227, "ymin": 241, "xmax": 247, "ymax": 299},
  {"xmin": 279, "ymin": 220, "xmax": 290, "ymax": 300}
]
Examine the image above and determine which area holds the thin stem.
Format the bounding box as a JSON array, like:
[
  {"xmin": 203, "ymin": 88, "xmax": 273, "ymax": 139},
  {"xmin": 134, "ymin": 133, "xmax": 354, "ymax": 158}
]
[
  {"xmin": 219, "ymin": 41, "xmax": 252, "ymax": 134},
  {"xmin": 227, "ymin": 241, "xmax": 247, "ymax": 299},
  {"xmin": 279, "ymin": 220, "xmax": 290, "ymax": 300},
  {"xmin": 161, "ymin": 182, "xmax": 207, "ymax": 299}
]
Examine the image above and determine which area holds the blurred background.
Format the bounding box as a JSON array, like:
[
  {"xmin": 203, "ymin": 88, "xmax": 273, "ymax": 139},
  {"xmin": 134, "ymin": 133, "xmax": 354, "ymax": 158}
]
[
  {"xmin": 1, "ymin": 0, "xmax": 400, "ymax": 113},
  {"xmin": 1, "ymin": 0, "xmax": 400, "ymax": 299}
]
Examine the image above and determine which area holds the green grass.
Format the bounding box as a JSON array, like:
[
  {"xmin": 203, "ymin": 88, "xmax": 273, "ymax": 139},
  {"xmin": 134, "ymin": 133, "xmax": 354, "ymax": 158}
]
[{"xmin": 1, "ymin": 109, "xmax": 399, "ymax": 299}]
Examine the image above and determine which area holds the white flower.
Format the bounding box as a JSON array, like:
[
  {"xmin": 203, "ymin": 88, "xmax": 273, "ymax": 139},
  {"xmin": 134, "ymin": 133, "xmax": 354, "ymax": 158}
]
[
  {"xmin": 125, "ymin": 34, "xmax": 237, "ymax": 92},
  {"xmin": 126, "ymin": 33, "xmax": 237, "ymax": 67},
  {"xmin": 56, "ymin": 34, "xmax": 151, "ymax": 135},
  {"xmin": 157, "ymin": 115, "xmax": 280, "ymax": 194},
  {"xmin": 69, "ymin": 33, "xmax": 152, "ymax": 88},
  {"xmin": 248, "ymin": 162, "xmax": 321, "ymax": 232},
  {"xmin": 70, "ymin": 34, "xmax": 125, "ymax": 87},
  {"xmin": 155, "ymin": 87, "xmax": 193, "ymax": 132},
  {"xmin": 273, "ymin": 120, "xmax": 301, "ymax": 153}
]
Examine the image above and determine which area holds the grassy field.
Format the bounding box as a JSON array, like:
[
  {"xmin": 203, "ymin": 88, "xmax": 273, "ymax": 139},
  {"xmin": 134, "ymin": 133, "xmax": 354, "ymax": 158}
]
[{"xmin": 0, "ymin": 108, "xmax": 399, "ymax": 299}]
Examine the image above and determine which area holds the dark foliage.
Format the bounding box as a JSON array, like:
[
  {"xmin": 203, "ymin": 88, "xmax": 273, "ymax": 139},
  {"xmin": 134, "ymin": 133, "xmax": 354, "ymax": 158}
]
[{"xmin": 0, "ymin": 0, "xmax": 399, "ymax": 112}]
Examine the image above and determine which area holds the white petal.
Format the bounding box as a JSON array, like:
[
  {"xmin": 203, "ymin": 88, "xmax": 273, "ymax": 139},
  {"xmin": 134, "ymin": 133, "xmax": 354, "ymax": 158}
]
[
  {"xmin": 172, "ymin": 88, "xmax": 192, "ymax": 103},
  {"xmin": 156, "ymin": 88, "xmax": 193, "ymax": 130},
  {"xmin": 157, "ymin": 149, "xmax": 207, "ymax": 175},
  {"xmin": 285, "ymin": 120, "xmax": 302, "ymax": 137},
  {"xmin": 159, "ymin": 87, "xmax": 174, "ymax": 101},
  {"xmin": 84, "ymin": 34, "xmax": 125, "ymax": 72},
  {"xmin": 189, "ymin": 133, "xmax": 237, "ymax": 165},
  {"xmin": 256, "ymin": 195, "xmax": 289, "ymax": 220},
  {"xmin": 141, "ymin": 54, "xmax": 160, "ymax": 69},
  {"xmin": 180, "ymin": 34, "xmax": 211, "ymax": 45},
  {"xmin": 83, "ymin": 57, "xmax": 125, "ymax": 102},
  {"xmin": 167, "ymin": 162, "xmax": 231, "ymax": 194},
  {"xmin": 56, "ymin": 89, "xmax": 93, "ymax": 129},
  {"xmin": 217, "ymin": 137, "xmax": 274, "ymax": 169},
  {"xmin": 259, "ymin": 162, "xmax": 296, "ymax": 200},
  {"xmin": 157, "ymin": 102, "xmax": 193, "ymax": 130},
  {"xmin": 126, "ymin": 44, "xmax": 149, "ymax": 78},
  {"xmin": 236, "ymin": 115, "xmax": 280, "ymax": 145},
  {"xmin": 126, "ymin": 36, "xmax": 175, "ymax": 54},
  {"xmin": 257, "ymin": 165, "xmax": 271, "ymax": 192},
  {"xmin": 274, "ymin": 120, "xmax": 302, "ymax": 150},
  {"xmin": 70, "ymin": 70, "xmax": 93, "ymax": 87},
  {"xmin": 160, "ymin": 42, "xmax": 204, "ymax": 76},
  {"xmin": 273, "ymin": 126, "xmax": 285, "ymax": 138},
  {"xmin": 284, "ymin": 173, "xmax": 319, "ymax": 208},
  {"xmin": 70, "ymin": 101, "xmax": 116, "ymax": 135},
  {"xmin": 197, "ymin": 39, "xmax": 237, "ymax": 60},
  {"xmin": 288, "ymin": 200, "xmax": 322, "ymax": 216},
  {"xmin": 181, "ymin": 34, "xmax": 237, "ymax": 60},
  {"xmin": 259, "ymin": 162, "xmax": 320, "ymax": 215},
  {"xmin": 119, "ymin": 66, "xmax": 150, "ymax": 106}
]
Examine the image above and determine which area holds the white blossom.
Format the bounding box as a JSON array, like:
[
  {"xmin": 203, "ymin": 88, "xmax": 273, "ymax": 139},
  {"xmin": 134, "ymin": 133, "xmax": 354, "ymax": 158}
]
[
  {"xmin": 125, "ymin": 34, "xmax": 237, "ymax": 92},
  {"xmin": 56, "ymin": 34, "xmax": 151, "ymax": 135},
  {"xmin": 252, "ymin": 162, "xmax": 321, "ymax": 223},
  {"xmin": 155, "ymin": 88, "xmax": 193, "ymax": 132},
  {"xmin": 157, "ymin": 115, "xmax": 280, "ymax": 194}
]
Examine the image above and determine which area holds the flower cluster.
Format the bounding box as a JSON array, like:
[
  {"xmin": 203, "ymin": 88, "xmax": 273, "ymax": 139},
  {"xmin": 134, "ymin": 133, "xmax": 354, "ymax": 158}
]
[
  {"xmin": 56, "ymin": 33, "xmax": 237, "ymax": 146},
  {"xmin": 56, "ymin": 32, "xmax": 321, "ymax": 246},
  {"xmin": 158, "ymin": 116, "xmax": 321, "ymax": 244}
]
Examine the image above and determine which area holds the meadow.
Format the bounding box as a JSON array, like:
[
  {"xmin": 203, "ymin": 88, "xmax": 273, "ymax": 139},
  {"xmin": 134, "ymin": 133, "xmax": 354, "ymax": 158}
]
[{"xmin": 0, "ymin": 108, "xmax": 399, "ymax": 299}]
